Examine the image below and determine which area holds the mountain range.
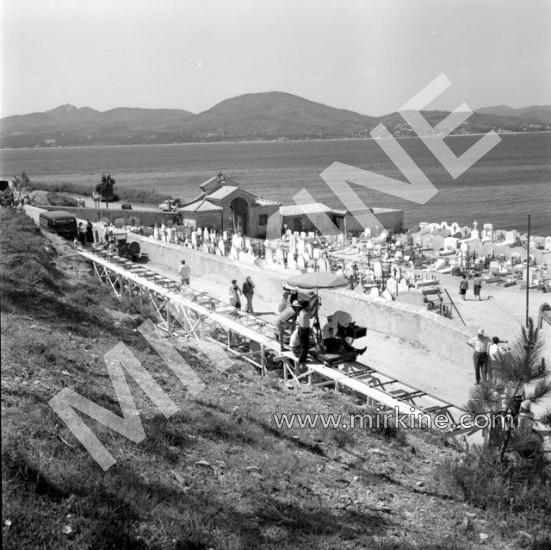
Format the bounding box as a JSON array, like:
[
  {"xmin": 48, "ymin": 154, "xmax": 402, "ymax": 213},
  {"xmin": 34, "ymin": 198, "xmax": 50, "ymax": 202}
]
[{"xmin": 1, "ymin": 92, "xmax": 550, "ymax": 148}]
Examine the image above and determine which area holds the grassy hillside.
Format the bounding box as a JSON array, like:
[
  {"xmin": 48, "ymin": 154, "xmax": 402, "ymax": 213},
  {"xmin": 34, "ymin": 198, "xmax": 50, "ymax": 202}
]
[{"xmin": 1, "ymin": 209, "xmax": 550, "ymax": 549}]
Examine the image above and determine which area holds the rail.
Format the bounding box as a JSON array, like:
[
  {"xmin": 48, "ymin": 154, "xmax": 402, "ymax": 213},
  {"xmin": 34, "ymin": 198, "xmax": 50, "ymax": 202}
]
[{"xmin": 79, "ymin": 247, "xmax": 480, "ymax": 444}]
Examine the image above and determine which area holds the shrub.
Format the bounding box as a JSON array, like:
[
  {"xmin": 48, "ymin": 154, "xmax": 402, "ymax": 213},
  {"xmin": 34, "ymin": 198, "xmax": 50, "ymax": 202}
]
[{"xmin": 438, "ymin": 447, "xmax": 551, "ymax": 515}]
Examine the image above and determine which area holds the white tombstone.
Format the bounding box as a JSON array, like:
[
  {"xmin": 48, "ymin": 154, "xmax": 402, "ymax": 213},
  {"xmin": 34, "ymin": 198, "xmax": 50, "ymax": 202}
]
[
  {"xmin": 245, "ymin": 238, "xmax": 252, "ymax": 252},
  {"xmin": 191, "ymin": 231, "xmax": 197, "ymax": 248},
  {"xmin": 483, "ymin": 223, "xmax": 494, "ymax": 241},
  {"xmin": 313, "ymin": 248, "xmax": 320, "ymax": 260},
  {"xmin": 470, "ymin": 221, "xmax": 480, "ymax": 240},
  {"xmin": 297, "ymin": 255, "xmax": 305, "ymax": 270},
  {"xmin": 364, "ymin": 228, "xmax": 371, "ymax": 238},
  {"xmin": 398, "ymin": 279, "xmax": 409, "ymax": 293},
  {"xmin": 275, "ymin": 248, "xmax": 284, "ymax": 265},
  {"xmin": 460, "ymin": 242, "xmax": 469, "ymax": 253},
  {"xmin": 450, "ymin": 222, "xmax": 460, "ymax": 235},
  {"xmin": 386, "ymin": 277, "xmax": 397, "ymax": 298},
  {"xmin": 153, "ymin": 225, "xmax": 160, "ymax": 240},
  {"xmin": 235, "ymin": 234, "xmax": 243, "ymax": 250},
  {"xmin": 167, "ymin": 227, "xmax": 173, "ymax": 243},
  {"xmin": 337, "ymin": 233, "xmax": 344, "ymax": 244},
  {"xmin": 373, "ymin": 262, "xmax": 383, "ymax": 278},
  {"xmin": 306, "ymin": 243, "xmax": 313, "ymax": 257},
  {"xmin": 300, "ymin": 231, "xmax": 306, "ymax": 240},
  {"xmin": 297, "ymin": 239, "xmax": 305, "ymax": 255},
  {"xmin": 381, "ymin": 289, "xmax": 393, "ymax": 301},
  {"xmin": 352, "ymin": 237, "xmax": 357, "ymax": 246},
  {"xmin": 503, "ymin": 231, "xmax": 516, "ymax": 244},
  {"xmin": 545, "ymin": 236, "xmax": 551, "ymax": 251},
  {"xmin": 288, "ymin": 234, "xmax": 296, "ymax": 253},
  {"xmin": 265, "ymin": 248, "xmax": 273, "ymax": 264},
  {"xmin": 318, "ymin": 259, "xmax": 327, "ymax": 272},
  {"xmin": 218, "ymin": 239, "xmax": 226, "ymax": 255},
  {"xmin": 444, "ymin": 236, "xmax": 458, "ymax": 250},
  {"xmin": 229, "ymin": 246, "xmax": 238, "ymax": 261},
  {"xmin": 369, "ymin": 287, "xmax": 380, "ymax": 298},
  {"xmin": 287, "ymin": 255, "xmax": 297, "ymax": 270},
  {"xmin": 222, "ymin": 231, "xmax": 227, "ymax": 241}
]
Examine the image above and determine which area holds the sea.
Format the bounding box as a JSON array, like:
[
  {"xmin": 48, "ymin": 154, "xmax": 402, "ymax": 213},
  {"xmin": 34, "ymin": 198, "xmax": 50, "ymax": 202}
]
[{"xmin": 1, "ymin": 133, "xmax": 550, "ymax": 236}]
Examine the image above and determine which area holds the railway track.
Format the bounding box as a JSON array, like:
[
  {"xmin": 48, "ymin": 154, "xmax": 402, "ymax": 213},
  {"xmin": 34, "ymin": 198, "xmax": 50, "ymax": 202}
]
[{"xmin": 80, "ymin": 247, "xmax": 484, "ymax": 448}]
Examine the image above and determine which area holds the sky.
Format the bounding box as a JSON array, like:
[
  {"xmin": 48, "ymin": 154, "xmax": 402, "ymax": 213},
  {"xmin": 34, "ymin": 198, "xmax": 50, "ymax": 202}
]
[{"xmin": 1, "ymin": 0, "xmax": 550, "ymax": 118}]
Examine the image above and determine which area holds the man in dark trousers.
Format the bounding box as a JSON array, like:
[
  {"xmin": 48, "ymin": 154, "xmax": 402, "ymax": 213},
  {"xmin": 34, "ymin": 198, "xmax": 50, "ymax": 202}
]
[
  {"xmin": 467, "ymin": 328, "xmax": 492, "ymax": 384},
  {"xmin": 178, "ymin": 260, "xmax": 191, "ymax": 287},
  {"xmin": 473, "ymin": 275, "xmax": 482, "ymax": 301},
  {"xmin": 242, "ymin": 276, "xmax": 255, "ymax": 314},
  {"xmin": 459, "ymin": 275, "xmax": 469, "ymax": 301}
]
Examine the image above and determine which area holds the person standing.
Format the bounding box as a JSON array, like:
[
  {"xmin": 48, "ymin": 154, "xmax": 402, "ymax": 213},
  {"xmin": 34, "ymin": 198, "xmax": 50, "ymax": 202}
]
[
  {"xmin": 178, "ymin": 260, "xmax": 191, "ymax": 287},
  {"xmin": 473, "ymin": 275, "xmax": 482, "ymax": 301},
  {"xmin": 488, "ymin": 336, "xmax": 507, "ymax": 384},
  {"xmin": 459, "ymin": 275, "xmax": 469, "ymax": 301},
  {"xmin": 242, "ymin": 276, "xmax": 255, "ymax": 314},
  {"xmin": 229, "ymin": 279, "xmax": 242, "ymax": 314},
  {"xmin": 85, "ymin": 220, "xmax": 94, "ymax": 245},
  {"xmin": 467, "ymin": 329, "xmax": 492, "ymax": 384}
]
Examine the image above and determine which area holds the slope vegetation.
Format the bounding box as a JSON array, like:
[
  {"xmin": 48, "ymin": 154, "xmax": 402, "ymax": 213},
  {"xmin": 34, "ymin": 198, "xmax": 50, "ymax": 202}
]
[{"xmin": 1, "ymin": 209, "xmax": 550, "ymax": 549}]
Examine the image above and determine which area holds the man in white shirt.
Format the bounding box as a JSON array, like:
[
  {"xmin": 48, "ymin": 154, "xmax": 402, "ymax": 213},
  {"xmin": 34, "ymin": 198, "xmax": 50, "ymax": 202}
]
[
  {"xmin": 488, "ymin": 336, "xmax": 508, "ymax": 383},
  {"xmin": 467, "ymin": 328, "xmax": 492, "ymax": 384},
  {"xmin": 178, "ymin": 260, "xmax": 191, "ymax": 287}
]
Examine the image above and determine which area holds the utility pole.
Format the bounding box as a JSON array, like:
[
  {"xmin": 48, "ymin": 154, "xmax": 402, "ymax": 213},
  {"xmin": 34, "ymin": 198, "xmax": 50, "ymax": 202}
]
[{"xmin": 526, "ymin": 214, "xmax": 531, "ymax": 327}]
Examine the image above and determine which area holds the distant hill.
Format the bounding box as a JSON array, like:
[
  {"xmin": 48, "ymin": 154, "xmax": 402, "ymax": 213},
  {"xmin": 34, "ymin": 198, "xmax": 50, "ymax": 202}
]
[
  {"xmin": 476, "ymin": 105, "xmax": 551, "ymax": 122},
  {"xmin": 0, "ymin": 104, "xmax": 195, "ymax": 148},
  {"xmin": 180, "ymin": 91, "xmax": 377, "ymax": 139},
  {"xmin": 1, "ymin": 94, "xmax": 550, "ymax": 148}
]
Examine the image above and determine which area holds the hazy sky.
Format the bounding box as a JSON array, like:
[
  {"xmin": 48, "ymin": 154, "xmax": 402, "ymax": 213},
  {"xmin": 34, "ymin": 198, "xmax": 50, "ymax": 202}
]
[{"xmin": 1, "ymin": 0, "xmax": 550, "ymax": 118}]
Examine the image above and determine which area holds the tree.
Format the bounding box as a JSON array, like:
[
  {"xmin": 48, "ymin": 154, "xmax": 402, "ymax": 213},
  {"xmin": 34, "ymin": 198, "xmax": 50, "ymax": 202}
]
[
  {"xmin": 467, "ymin": 317, "xmax": 550, "ymax": 461},
  {"xmin": 95, "ymin": 174, "xmax": 116, "ymax": 209}
]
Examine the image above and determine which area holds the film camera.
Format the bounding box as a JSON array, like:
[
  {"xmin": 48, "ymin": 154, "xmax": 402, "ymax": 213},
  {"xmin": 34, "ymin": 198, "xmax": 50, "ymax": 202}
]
[{"xmin": 344, "ymin": 323, "xmax": 367, "ymax": 339}]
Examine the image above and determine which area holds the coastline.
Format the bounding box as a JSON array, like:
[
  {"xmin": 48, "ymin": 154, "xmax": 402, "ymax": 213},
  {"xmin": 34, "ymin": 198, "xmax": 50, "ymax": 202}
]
[{"xmin": 2, "ymin": 129, "xmax": 551, "ymax": 151}]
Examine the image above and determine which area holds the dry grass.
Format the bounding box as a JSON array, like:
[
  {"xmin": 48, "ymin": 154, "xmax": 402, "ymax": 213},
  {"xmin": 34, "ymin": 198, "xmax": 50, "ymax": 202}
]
[{"xmin": 2, "ymin": 208, "xmax": 550, "ymax": 549}]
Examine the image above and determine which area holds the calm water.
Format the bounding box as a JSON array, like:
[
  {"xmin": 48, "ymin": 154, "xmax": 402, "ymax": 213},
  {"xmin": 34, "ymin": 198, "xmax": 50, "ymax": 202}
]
[{"xmin": 1, "ymin": 133, "xmax": 550, "ymax": 235}]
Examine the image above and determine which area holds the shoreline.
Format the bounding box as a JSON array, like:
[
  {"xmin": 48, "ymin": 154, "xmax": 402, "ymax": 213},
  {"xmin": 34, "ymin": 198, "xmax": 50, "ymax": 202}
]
[{"xmin": 2, "ymin": 130, "xmax": 551, "ymax": 151}]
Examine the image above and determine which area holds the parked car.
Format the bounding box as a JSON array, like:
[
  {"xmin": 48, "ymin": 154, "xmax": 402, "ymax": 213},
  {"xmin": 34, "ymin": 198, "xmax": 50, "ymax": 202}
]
[
  {"xmin": 158, "ymin": 199, "xmax": 181, "ymax": 212},
  {"xmin": 39, "ymin": 210, "xmax": 78, "ymax": 240},
  {"xmin": 121, "ymin": 203, "xmax": 132, "ymax": 210}
]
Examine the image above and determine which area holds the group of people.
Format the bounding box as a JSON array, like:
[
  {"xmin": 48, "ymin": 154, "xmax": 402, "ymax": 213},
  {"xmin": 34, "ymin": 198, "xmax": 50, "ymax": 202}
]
[
  {"xmin": 459, "ymin": 274, "xmax": 483, "ymax": 301},
  {"xmin": 75, "ymin": 220, "xmax": 118, "ymax": 247},
  {"xmin": 275, "ymin": 285, "xmax": 366, "ymax": 371},
  {"xmin": 76, "ymin": 220, "xmax": 95, "ymax": 246},
  {"xmin": 178, "ymin": 259, "xmax": 257, "ymax": 315},
  {"xmin": 229, "ymin": 276, "xmax": 256, "ymax": 314},
  {"xmin": 467, "ymin": 328, "xmax": 508, "ymax": 384}
]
